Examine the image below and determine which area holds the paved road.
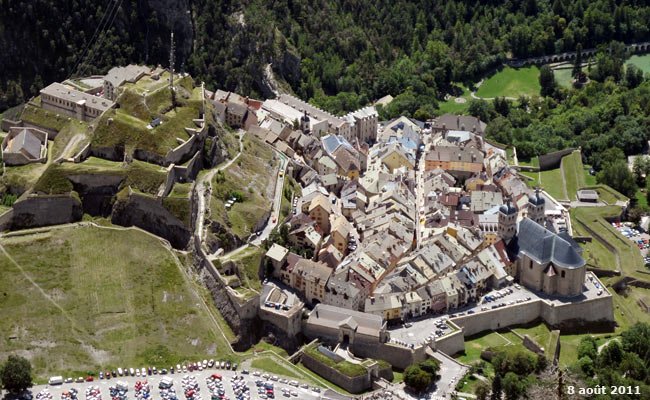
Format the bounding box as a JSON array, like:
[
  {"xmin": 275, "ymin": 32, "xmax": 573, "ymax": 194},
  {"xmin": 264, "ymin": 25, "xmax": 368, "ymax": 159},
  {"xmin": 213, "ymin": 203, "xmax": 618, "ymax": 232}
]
[{"xmin": 30, "ymin": 364, "xmax": 323, "ymax": 400}]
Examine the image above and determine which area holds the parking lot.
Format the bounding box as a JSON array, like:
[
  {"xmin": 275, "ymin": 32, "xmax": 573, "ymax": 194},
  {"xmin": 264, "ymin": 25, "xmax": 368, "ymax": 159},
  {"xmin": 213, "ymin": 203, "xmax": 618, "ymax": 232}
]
[
  {"xmin": 30, "ymin": 363, "xmax": 324, "ymax": 400},
  {"xmin": 610, "ymin": 221, "xmax": 650, "ymax": 263},
  {"xmin": 389, "ymin": 283, "xmax": 536, "ymax": 347}
]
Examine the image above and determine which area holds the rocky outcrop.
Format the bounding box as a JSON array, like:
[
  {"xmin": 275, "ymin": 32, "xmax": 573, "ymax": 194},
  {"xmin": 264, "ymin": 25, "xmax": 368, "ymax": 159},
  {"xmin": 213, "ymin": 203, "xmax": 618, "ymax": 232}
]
[
  {"xmin": 11, "ymin": 194, "xmax": 83, "ymax": 229},
  {"xmin": 206, "ymin": 220, "xmax": 243, "ymax": 253},
  {"xmin": 203, "ymin": 133, "xmax": 229, "ymax": 169},
  {"xmin": 111, "ymin": 191, "xmax": 191, "ymax": 249},
  {"xmin": 273, "ymin": 51, "xmax": 301, "ymax": 87},
  {"xmin": 68, "ymin": 174, "xmax": 124, "ymax": 217},
  {"xmin": 199, "ymin": 261, "xmax": 263, "ymax": 351}
]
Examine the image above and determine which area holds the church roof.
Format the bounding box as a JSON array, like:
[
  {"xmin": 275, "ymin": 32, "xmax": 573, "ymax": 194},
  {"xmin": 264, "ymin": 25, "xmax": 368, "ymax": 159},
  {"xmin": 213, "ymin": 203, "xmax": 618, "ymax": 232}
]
[{"xmin": 507, "ymin": 218, "xmax": 585, "ymax": 269}]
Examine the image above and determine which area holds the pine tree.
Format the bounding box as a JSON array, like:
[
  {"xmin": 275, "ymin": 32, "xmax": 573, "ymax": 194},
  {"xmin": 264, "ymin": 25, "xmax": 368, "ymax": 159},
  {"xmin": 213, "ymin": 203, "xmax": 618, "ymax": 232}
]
[{"xmin": 572, "ymin": 43, "xmax": 583, "ymax": 79}]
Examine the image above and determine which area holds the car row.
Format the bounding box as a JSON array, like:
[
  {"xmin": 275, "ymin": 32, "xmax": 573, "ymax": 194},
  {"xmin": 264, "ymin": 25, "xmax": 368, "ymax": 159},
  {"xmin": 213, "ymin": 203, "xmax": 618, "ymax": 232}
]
[
  {"xmin": 263, "ymin": 302, "xmax": 290, "ymax": 311},
  {"xmin": 51, "ymin": 360, "xmax": 239, "ymax": 387}
]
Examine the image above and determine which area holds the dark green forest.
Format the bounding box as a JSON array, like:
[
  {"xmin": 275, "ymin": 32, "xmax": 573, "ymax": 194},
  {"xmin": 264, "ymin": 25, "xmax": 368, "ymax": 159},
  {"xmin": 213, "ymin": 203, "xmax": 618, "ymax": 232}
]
[
  {"xmin": 2, "ymin": 0, "xmax": 650, "ymax": 114},
  {"xmin": 2, "ymin": 0, "xmax": 650, "ymax": 197}
]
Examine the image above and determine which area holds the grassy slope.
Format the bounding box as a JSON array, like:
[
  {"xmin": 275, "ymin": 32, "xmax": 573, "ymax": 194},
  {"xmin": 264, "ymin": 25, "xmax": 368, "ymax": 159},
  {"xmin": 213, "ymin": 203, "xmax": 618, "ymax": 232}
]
[
  {"xmin": 210, "ymin": 133, "xmax": 275, "ymax": 239},
  {"xmin": 571, "ymin": 206, "xmax": 644, "ymax": 278},
  {"xmin": 475, "ymin": 66, "xmax": 541, "ymax": 98},
  {"xmin": 51, "ymin": 120, "xmax": 90, "ymax": 160},
  {"xmin": 562, "ymin": 151, "xmax": 586, "ymax": 201},
  {"xmin": 33, "ymin": 157, "xmax": 167, "ymax": 196},
  {"xmin": 91, "ymin": 81, "xmax": 200, "ymax": 158},
  {"xmin": 251, "ymin": 357, "xmax": 301, "ymax": 379},
  {"xmin": 539, "ymin": 168, "xmax": 566, "ymax": 200},
  {"xmin": 0, "ymin": 226, "xmax": 226, "ymax": 381}
]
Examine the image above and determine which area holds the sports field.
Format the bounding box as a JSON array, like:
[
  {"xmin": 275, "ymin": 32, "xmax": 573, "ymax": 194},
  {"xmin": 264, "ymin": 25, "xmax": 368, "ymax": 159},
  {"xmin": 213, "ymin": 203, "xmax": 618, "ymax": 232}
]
[
  {"xmin": 475, "ymin": 66, "xmax": 541, "ymax": 98},
  {"xmin": 0, "ymin": 226, "xmax": 227, "ymax": 381}
]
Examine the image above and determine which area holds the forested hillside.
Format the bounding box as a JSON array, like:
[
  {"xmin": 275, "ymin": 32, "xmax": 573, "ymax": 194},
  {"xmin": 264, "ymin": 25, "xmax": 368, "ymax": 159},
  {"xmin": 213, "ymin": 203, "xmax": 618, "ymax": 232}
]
[{"xmin": 2, "ymin": 0, "xmax": 650, "ymax": 116}]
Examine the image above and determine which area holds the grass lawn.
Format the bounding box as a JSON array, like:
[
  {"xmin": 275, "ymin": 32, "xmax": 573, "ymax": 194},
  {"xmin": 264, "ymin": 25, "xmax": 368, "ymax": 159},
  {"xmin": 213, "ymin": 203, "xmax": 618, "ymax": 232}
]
[
  {"xmin": 457, "ymin": 373, "xmax": 483, "ymax": 394},
  {"xmin": 584, "ymin": 164, "xmax": 597, "ymax": 186},
  {"xmin": 0, "ymin": 226, "xmax": 227, "ymax": 382},
  {"xmin": 475, "ymin": 66, "xmax": 541, "ymax": 98},
  {"xmin": 20, "ymin": 103, "xmax": 70, "ymax": 132},
  {"xmin": 456, "ymin": 331, "xmax": 509, "ymax": 366},
  {"xmin": 251, "ymin": 357, "xmax": 300, "ymax": 379},
  {"xmin": 304, "ymin": 343, "xmax": 367, "ymax": 377},
  {"xmin": 91, "ymin": 78, "xmax": 200, "ymax": 159},
  {"xmin": 554, "ymin": 68, "xmax": 574, "ymax": 88},
  {"xmin": 437, "ymin": 84, "xmax": 471, "ymax": 114},
  {"xmin": 626, "ymin": 54, "xmax": 650, "ymax": 74},
  {"xmin": 635, "ymin": 188, "xmax": 649, "ymax": 211},
  {"xmin": 562, "ymin": 151, "xmax": 586, "ymax": 200},
  {"xmin": 571, "ymin": 206, "xmax": 644, "ymax": 278},
  {"xmin": 169, "ymin": 182, "xmax": 192, "ymax": 198},
  {"xmin": 518, "ymin": 156, "xmax": 539, "ymax": 168},
  {"xmin": 539, "ymin": 168, "xmax": 566, "ymax": 200}
]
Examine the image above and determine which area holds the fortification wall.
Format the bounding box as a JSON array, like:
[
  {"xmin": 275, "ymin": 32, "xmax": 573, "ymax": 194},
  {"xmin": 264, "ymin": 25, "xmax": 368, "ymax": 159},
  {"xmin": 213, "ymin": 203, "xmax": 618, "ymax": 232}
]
[
  {"xmin": 351, "ymin": 342, "xmax": 427, "ymax": 370},
  {"xmin": 258, "ymin": 304, "xmax": 303, "ymax": 337},
  {"xmin": 0, "ymin": 209, "xmax": 15, "ymax": 231},
  {"xmin": 11, "ymin": 194, "xmax": 83, "ymax": 229},
  {"xmin": 538, "ymin": 149, "xmax": 575, "ymax": 171},
  {"xmin": 165, "ymin": 134, "xmax": 199, "ymax": 165},
  {"xmin": 300, "ymin": 353, "xmax": 371, "ymax": 394},
  {"xmin": 452, "ymin": 300, "xmax": 543, "ymax": 336},
  {"xmin": 434, "ymin": 328, "xmax": 465, "ymax": 356},
  {"xmin": 452, "ymin": 295, "xmax": 614, "ymax": 338},
  {"xmin": 111, "ymin": 191, "xmax": 191, "ymax": 249}
]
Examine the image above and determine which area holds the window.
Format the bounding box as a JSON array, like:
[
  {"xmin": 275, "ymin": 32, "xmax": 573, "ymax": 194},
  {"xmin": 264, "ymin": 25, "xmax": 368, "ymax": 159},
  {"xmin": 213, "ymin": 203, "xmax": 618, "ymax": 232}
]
[{"xmin": 561, "ymin": 270, "xmax": 565, "ymax": 278}]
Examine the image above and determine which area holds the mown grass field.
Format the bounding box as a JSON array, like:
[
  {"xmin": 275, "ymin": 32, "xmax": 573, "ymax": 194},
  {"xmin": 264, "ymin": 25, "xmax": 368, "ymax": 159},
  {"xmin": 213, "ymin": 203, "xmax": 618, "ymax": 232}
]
[
  {"xmin": 437, "ymin": 84, "xmax": 472, "ymax": 114},
  {"xmin": 571, "ymin": 206, "xmax": 643, "ymax": 277},
  {"xmin": 475, "ymin": 66, "xmax": 541, "ymax": 98},
  {"xmin": 561, "ymin": 151, "xmax": 587, "ymax": 200},
  {"xmin": 0, "ymin": 226, "xmax": 227, "ymax": 382},
  {"xmin": 554, "ymin": 68, "xmax": 574, "ymax": 88},
  {"xmin": 539, "ymin": 168, "xmax": 566, "ymax": 200},
  {"xmin": 626, "ymin": 54, "xmax": 650, "ymax": 74}
]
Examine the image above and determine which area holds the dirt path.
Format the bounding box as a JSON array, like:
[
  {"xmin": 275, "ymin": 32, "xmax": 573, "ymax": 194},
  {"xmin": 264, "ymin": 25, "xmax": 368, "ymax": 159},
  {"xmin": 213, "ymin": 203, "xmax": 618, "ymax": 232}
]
[
  {"xmin": 195, "ymin": 131, "xmax": 244, "ymax": 241},
  {"xmin": 56, "ymin": 133, "xmax": 86, "ymax": 162}
]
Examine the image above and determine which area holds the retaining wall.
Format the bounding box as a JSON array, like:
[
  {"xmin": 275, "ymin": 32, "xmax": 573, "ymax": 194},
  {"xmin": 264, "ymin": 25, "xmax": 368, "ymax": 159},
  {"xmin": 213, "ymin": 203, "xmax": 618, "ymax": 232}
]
[
  {"xmin": 434, "ymin": 328, "xmax": 465, "ymax": 356},
  {"xmin": 258, "ymin": 304, "xmax": 303, "ymax": 337},
  {"xmin": 538, "ymin": 148, "xmax": 575, "ymax": 171},
  {"xmin": 300, "ymin": 352, "xmax": 372, "ymax": 394},
  {"xmin": 350, "ymin": 342, "xmax": 427, "ymax": 370},
  {"xmin": 0, "ymin": 209, "xmax": 15, "ymax": 231},
  {"xmin": 451, "ymin": 295, "xmax": 614, "ymax": 337},
  {"xmin": 11, "ymin": 194, "xmax": 83, "ymax": 229}
]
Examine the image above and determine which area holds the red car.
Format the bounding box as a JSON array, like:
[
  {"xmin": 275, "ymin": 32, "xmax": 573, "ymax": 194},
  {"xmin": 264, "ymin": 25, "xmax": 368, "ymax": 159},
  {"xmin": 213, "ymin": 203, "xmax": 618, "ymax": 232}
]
[
  {"xmin": 273, "ymin": 217, "xmax": 277, "ymax": 223},
  {"xmin": 105, "ymin": 371, "xmax": 111, "ymax": 379},
  {"xmin": 86, "ymin": 376, "xmax": 94, "ymax": 382}
]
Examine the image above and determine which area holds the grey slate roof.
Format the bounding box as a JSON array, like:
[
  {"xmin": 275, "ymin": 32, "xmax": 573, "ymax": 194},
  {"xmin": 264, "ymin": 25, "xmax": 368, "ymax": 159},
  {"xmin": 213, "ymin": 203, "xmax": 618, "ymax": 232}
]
[
  {"xmin": 8, "ymin": 129, "xmax": 41, "ymax": 159},
  {"xmin": 507, "ymin": 218, "xmax": 585, "ymax": 269}
]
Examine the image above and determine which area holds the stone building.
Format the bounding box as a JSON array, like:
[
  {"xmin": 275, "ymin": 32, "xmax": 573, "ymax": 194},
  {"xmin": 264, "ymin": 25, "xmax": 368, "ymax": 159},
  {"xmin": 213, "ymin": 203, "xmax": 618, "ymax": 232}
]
[
  {"xmin": 305, "ymin": 304, "xmax": 389, "ymax": 345},
  {"xmin": 40, "ymin": 83, "xmax": 114, "ymax": 122},
  {"xmin": 103, "ymin": 65, "xmax": 150, "ymax": 100},
  {"xmin": 527, "ymin": 189, "xmax": 546, "ymax": 226},
  {"xmin": 342, "ymin": 106, "xmax": 379, "ymax": 144},
  {"xmin": 498, "ymin": 199, "xmax": 517, "ymax": 241},
  {"xmin": 1, "ymin": 127, "xmax": 48, "ymax": 165},
  {"xmin": 508, "ymin": 218, "xmax": 586, "ymax": 297}
]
